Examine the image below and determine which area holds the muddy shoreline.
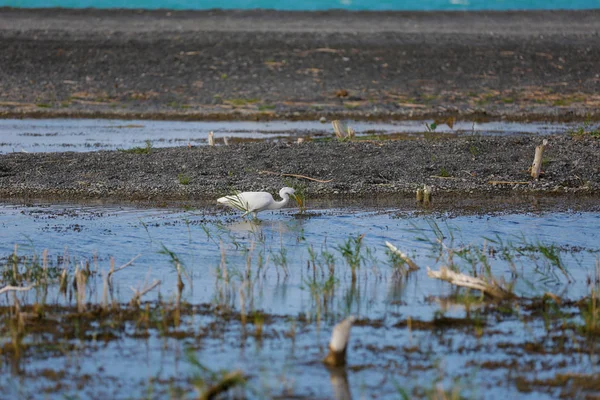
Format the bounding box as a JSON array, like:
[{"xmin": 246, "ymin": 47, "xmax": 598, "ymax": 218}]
[
  {"xmin": 1, "ymin": 135, "xmax": 599, "ymax": 204},
  {"xmin": 1, "ymin": 8, "xmax": 600, "ymax": 121},
  {"xmin": 1, "ymin": 9, "xmax": 599, "ymax": 207}
]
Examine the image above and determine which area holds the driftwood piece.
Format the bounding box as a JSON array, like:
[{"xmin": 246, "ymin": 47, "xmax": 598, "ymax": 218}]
[
  {"xmin": 531, "ymin": 139, "xmax": 548, "ymax": 180},
  {"xmin": 323, "ymin": 316, "xmax": 356, "ymax": 367},
  {"xmin": 385, "ymin": 242, "xmax": 420, "ymax": 271},
  {"xmin": 208, "ymin": 131, "xmax": 215, "ymax": 146},
  {"xmin": 427, "ymin": 266, "xmax": 513, "ymax": 299},
  {"xmin": 0, "ymin": 285, "xmax": 34, "ymax": 296}
]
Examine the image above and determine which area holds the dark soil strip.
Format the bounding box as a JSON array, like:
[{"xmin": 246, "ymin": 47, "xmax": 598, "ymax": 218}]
[{"xmin": 1, "ymin": 135, "xmax": 598, "ymax": 202}]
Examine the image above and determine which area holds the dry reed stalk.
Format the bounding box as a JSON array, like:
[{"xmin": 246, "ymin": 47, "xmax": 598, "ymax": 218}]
[
  {"xmin": 416, "ymin": 188, "xmax": 424, "ymax": 202},
  {"xmin": 423, "ymin": 185, "xmax": 432, "ymax": 205},
  {"xmin": 331, "ymin": 120, "xmax": 355, "ymax": 139},
  {"xmin": 531, "ymin": 139, "xmax": 548, "ymax": 180},
  {"xmin": 385, "ymin": 242, "xmax": 420, "ymax": 271},
  {"xmin": 130, "ymin": 280, "xmax": 161, "ymax": 306},
  {"xmin": 220, "ymin": 240, "xmax": 228, "ymax": 283},
  {"xmin": 223, "ymin": 136, "xmax": 229, "ymax": 146},
  {"xmin": 12, "ymin": 244, "xmax": 18, "ymax": 282},
  {"xmin": 0, "ymin": 285, "xmax": 34, "ymax": 296},
  {"xmin": 208, "ymin": 131, "xmax": 215, "ymax": 146},
  {"xmin": 427, "ymin": 266, "xmax": 513, "ymax": 299},
  {"xmin": 239, "ymin": 281, "xmax": 247, "ymax": 326},
  {"xmin": 42, "ymin": 249, "xmax": 48, "ymax": 283},
  {"xmin": 101, "ymin": 270, "xmax": 109, "ymax": 311},
  {"xmin": 107, "ymin": 254, "xmax": 141, "ymax": 280},
  {"xmin": 75, "ymin": 264, "xmax": 88, "ymax": 313},
  {"xmin": 323, "ymin": 316, "xmax": 356, "ymax": 367},
  {"xmin": 59, "ymin": 268, "xmax": 68, "ymax": 294}
]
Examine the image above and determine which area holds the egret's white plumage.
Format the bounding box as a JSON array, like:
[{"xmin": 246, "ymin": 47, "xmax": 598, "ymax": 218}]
[{"xmin": 217, "ymin": 187, "xmax": 296, "ymax": 218}]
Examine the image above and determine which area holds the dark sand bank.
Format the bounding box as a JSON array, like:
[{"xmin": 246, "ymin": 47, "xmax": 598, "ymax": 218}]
[
  {"xmin": 0, "ymin": 8, "xmax": 599, "ymax": 121},
  {"xmin": 1, "ymin": 135, "xmax": 598, "ymax": 204}
]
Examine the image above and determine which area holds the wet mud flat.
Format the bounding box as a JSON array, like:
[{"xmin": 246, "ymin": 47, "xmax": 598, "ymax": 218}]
[
  {"xmin": 1, "ymin": 8, "xmax": 600, "ymax": 121},
  {"xmin": 0, "ymin": 134, "xmax": 599, "ymax": 203}
]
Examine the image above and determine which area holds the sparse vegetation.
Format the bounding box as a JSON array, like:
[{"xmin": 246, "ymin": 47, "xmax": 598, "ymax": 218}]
[
  {"xmin": 118, "ymin": 139, "xmax": 153, "ymax": 154},
  {"xmin": 568, "ymin": 120, "xmax": 600, "ymax": 139},
  {"xmin": 178, "ymin": 173, "xmax": 190, "ymax": 185}
]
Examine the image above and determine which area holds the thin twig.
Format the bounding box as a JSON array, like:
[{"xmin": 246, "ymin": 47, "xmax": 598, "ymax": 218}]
[
  {"xmin": 259, "ymin": 170, "xmax": 333, "ymax": 183},
  {"xmin": 429, "ymin": 175, "xmax": 461, "ymax": 180},
  {"xmin": 427, "ymin": 266, "xmax": 513, "ymax": 299},
  {"xmin": 130, "ymin": 280, "xmax": 161, "ymax": 305},
  {"xmin": 488, "ymin": 181, "xmax": 530, "ymax": 185},
  {"xmin": 385, "ymin": 241, "xmax": 420, "ymax": 271},
  {"xmin": 108, "ymin": 254, "xmax": 141, "ymax": 279}
]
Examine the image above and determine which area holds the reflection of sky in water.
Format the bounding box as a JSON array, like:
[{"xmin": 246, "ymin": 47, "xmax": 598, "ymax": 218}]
[
  {"xmin": 2, "ymin": 0, "xmax": 598, "ymax": 10},
  {"xmin": 0, "ymin": 118, "xmax": 575, "ymax": 154},
  {"xmin": 1, "ymin": 203, "xmax": 599, "ymax": 399},
  {"xmin": 1, "ymin": 203, "xmax": 598, "ymax": 315}
]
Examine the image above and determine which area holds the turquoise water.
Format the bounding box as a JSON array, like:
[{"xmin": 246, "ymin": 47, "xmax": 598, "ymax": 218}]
[{"xmin": 2, "ymin": 0, "xmax": 600, "ymax": 10}]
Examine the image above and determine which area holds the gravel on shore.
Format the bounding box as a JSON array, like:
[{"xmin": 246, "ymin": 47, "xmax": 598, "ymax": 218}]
[
  {"xmin": 1, "ymin": 8, "xmax": 599, "ymax": 121},
  {"xmin": 1, "ymin": 135, "xmax": 598, "ymax": 203}
]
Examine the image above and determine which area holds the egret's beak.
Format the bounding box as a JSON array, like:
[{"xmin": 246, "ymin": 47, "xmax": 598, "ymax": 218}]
[{"xmin": 292, "ymin": 193, "xmax": 302, "ymax": 208}]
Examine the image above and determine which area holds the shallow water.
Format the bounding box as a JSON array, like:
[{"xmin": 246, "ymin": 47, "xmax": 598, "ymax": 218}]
[
  {"xmin": 0, "ymin": 119, "xmax": 576, "ymax": 154},
  {"xmin": 1, "ymin": 202, "xmax": 600, "ymax": 398},
  {"xmin": 3, "ymin": 0, "xmax": 600, "ymax": 11}
]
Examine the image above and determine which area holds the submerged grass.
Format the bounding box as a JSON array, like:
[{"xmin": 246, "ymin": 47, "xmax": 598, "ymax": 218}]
[{"xmin": 2, "ymin": 213, "xmax": 600, "ymax": 398}]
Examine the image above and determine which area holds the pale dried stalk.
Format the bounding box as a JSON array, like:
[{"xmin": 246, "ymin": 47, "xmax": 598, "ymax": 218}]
[
  {"xmin": 423, "ymin": 185, "xmax": 432, "ymax": 205},
  {"xmin": 75, "ymin": 264, "xmax": 87, "ymax": 313},
  {"xmin": 427, "ymin": 266, "xmax": 512, "ymax": 299},
  {"xmin": 385, "ymin": 242, "xmax": 420, "ymax": 271},
  {"xmin": 101, "ymin": 270, "xmax": 109, "ymax": 311},
  {"xmin": 332, "ymin": 120, "xmax": 344, "ymax": 138},
  {"xmin": 259, "ymin": 170, "xmax": 333, "ymax": 183},
  {"xmin": 416, "ymin": 188, "xmax": 424, "ymax": 202},
  {"xmin": 531, "ymin": 139, "xmax": 548, "ymax": 180},
  {"xmin": 332, "ymin": 120, "xmax": 355, "ymax": 139},
  {"xmin": 108, "ymin": 254, "xmax": 141, "ymax": 279},
  {"xmin": 130, "ymin": 280, "xmax": 161, "ymax": 306},
  {"xmin": 323, "ymin": 316, "xmax": 356, "ymax": 367},
  {"xmin": 0, "ymin": 285, "xmax": 34, "ymax": 296},
  {"xmin": 208, "ymin": 131, "xmax": 215, "ymax": 146},
  {"xmin": 220, "ymin": 240, "xmax": 228, "ymax": 283}
]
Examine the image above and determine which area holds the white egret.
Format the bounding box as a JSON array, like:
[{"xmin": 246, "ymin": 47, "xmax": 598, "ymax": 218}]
[{"xmin": 217, "ymin": 187, "xmax": 297, "ymax": 218}]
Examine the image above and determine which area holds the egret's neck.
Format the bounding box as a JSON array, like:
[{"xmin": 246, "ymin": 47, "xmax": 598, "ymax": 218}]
[{"xmin": 268, "ymin": 193, "xmax": 290, "ymax": 210}]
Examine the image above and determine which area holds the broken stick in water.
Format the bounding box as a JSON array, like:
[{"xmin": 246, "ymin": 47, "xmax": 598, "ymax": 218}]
[
  {"xmin": 531, "ymin": 139, "xmax": 548, "ymax": 180},
  {"xmin": 323, "ymin": 316, "xmax": 356, "ymax": 367},
  {"xmin": 423, "ymin": 185, "xmax": 432, "ymax": 205},
  {"xmin": 385, "ymin": 241, "xmax": 420, "ymax": 271},
  {"xmin": 427, "ymin": 266, "xmax": 513, "ymax": 300}
]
